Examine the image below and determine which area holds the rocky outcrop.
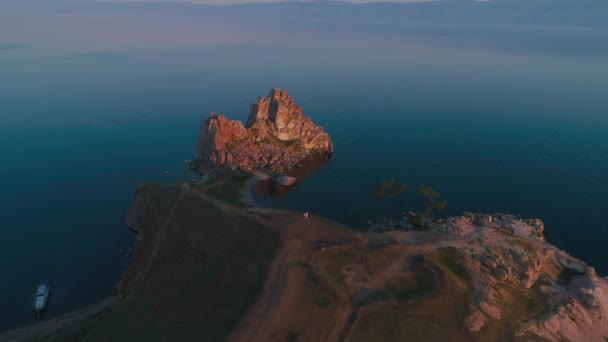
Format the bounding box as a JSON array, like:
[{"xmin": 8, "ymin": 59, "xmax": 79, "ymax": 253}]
[
  {"xmin": 557, "ymin": 253, "xmax": 590, "ymax": 275},
  {"xmin": 366, "ymin": 210, "xmax": 608, "ymax": 340},
  {"xmin": 194, "ymin": 89, "xmax": 333, "ymax": 174},
  {"xmin": 195, "ymin": 114, "xmax": 247, "ymax": 166},
  {"xmin": 247, "ymin": 89, "xmax": 333, "ymax": 152},
  {"xmin": 428, "ymin": 214, "xmax": 608, "ymax": 341}
]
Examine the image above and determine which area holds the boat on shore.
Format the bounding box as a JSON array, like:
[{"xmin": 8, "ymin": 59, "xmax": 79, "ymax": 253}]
[{"xmin": 32, "ymin": 284, "xmax": 50, "ymax": 319}]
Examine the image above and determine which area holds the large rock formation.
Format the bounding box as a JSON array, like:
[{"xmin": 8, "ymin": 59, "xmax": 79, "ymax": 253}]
[{"xmin": 194, "ymin": 89, "xmax": 333, "ymax": 174}]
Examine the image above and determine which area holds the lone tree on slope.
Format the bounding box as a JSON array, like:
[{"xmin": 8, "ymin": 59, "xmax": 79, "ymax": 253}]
[
  {"xmin": 419, "ymin": 184, "xmax": 447, "ymax": 220},
  {"xmin": 374, "ymin": 179, "xmax": 407, "ymax": 220}
]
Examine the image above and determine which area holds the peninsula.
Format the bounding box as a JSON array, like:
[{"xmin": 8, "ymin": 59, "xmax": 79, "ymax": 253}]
[{"xmin": 2, "ymin": 90, "xmax": 607, "ymax": 342}]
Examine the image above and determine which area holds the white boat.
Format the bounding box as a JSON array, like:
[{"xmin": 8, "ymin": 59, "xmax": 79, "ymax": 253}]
[{"xmin": 32, "ymin": 284, "xmax": 50, "ymax": 319}]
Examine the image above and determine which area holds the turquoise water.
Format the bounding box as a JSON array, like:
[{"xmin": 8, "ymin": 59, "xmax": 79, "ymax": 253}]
[{"xmin": 1, "ymin": 14, "xmax": 608, "ymax": 331}]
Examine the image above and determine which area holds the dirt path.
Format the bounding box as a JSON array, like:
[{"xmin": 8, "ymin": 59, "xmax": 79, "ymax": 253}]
[
  {"xmin": 0, "ymin": 298, "xmax": 116, "ymax": 342},
  {"xmin": 131, "ymin": 186, "xmax": 186, "ymax": 287},
  {"xmin": 228, "ymin": 213, "xmax": 356, "ymax": 342},
  {"xmin": 228, "ymin": 243, "xmax": 291, "ymax": 342},
  {"xmin": 228, "ymin": 214, "xmax": 308, "ymax": 342},
  {"xmin": 180, "ymin": 183, "xmax": 304, "ymax": 342}
]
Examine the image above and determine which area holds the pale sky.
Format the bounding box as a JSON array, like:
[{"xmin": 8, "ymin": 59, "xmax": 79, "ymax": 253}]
[{"xmin": 96, "ymin": 0, "xmax": 435, "ymax": 4}]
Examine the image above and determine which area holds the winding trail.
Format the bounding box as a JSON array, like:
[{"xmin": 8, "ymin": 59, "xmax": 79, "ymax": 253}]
[
  {"xmin": 228, "ymin": 213, "xmax": 355, "ymax": 342},
  {"xmin": 0, "ymin": 298, "xmax": 116, "ymax": 342},
  {"xmin": 131, "ymin": 186, "xmax": 186, "ymax": 287},
  {"xmin": 228, "ymin": 244, "xmax": 291, "ymax": 342}
]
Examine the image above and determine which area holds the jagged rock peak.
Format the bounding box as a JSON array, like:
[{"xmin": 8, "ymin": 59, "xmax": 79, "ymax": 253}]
[
  {"xmin": 194, "ymin": 89, "xmax": 333, "ymax": 174},
  {"xmin": 194, "ymin": 113, "xmax": 247, "ymax": 166},
  {"xmin": 247, "ymin": 88, "xmax": 302, "ymax": 127},
  {"xmin": 245, "ymin": 89, "xmax": 333, "ymax": 152}
]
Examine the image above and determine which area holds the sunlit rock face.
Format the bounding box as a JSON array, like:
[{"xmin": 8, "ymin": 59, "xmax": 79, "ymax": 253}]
[
  {"xmin": 247, "ymin": 88, "xmax": 333, "ymax": 152},
  {"xmin": 195, "ymin": 113, "xmax": 247, "ymax": 166},
  {"xmin": 195, "ymin": 88, "xmax": 333, "ymax": 174}
]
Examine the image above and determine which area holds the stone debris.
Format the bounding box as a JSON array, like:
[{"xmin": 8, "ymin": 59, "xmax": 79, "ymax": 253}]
[{"xmin": 277, "ymin": 176, "xmax": 297, "ymax": 186}]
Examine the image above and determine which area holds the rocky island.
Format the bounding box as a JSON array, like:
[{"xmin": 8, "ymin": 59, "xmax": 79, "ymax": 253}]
[
  {"xmin": 3, "ymin": 92, "xmax": 608, "ymax": 342},
  {"xmin": 193, "ymin": 88, "xmax": 333, "ymax": 175}
]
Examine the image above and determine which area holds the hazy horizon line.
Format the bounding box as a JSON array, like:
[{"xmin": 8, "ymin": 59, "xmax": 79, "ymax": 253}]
[{"xmin": 87, "ymin": 0, "xmax": 444, "ymax": 5}]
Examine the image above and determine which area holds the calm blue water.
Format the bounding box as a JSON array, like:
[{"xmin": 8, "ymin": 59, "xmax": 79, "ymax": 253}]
[{"xmin": 1, "ymin": 14, "xmax": 607, "ymax": 331}]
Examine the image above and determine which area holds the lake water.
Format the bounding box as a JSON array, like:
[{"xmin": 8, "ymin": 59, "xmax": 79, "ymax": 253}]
[{"xmin": 1, "ymin": 14, "xmax": 607, "ymax": 331}]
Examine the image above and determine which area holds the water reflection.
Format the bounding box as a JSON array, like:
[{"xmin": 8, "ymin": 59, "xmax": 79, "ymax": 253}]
[{"xmin": 254, "ymin": 155, "xmax": 332, "ymax": 200}]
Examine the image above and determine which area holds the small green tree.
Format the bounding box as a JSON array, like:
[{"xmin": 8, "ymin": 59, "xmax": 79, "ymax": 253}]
[
  {"xmin": 374, "ymin": 179, "xmax": 407, "ymax": 220},
  {"xmin": 419, "ymin": 184, "xmax": 447, "ymax": 220}
]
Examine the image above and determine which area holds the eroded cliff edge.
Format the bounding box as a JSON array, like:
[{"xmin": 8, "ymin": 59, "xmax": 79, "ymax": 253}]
[{"xmin": 193, "ymin": 88, "xmax": 333, "ymax": 174}]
